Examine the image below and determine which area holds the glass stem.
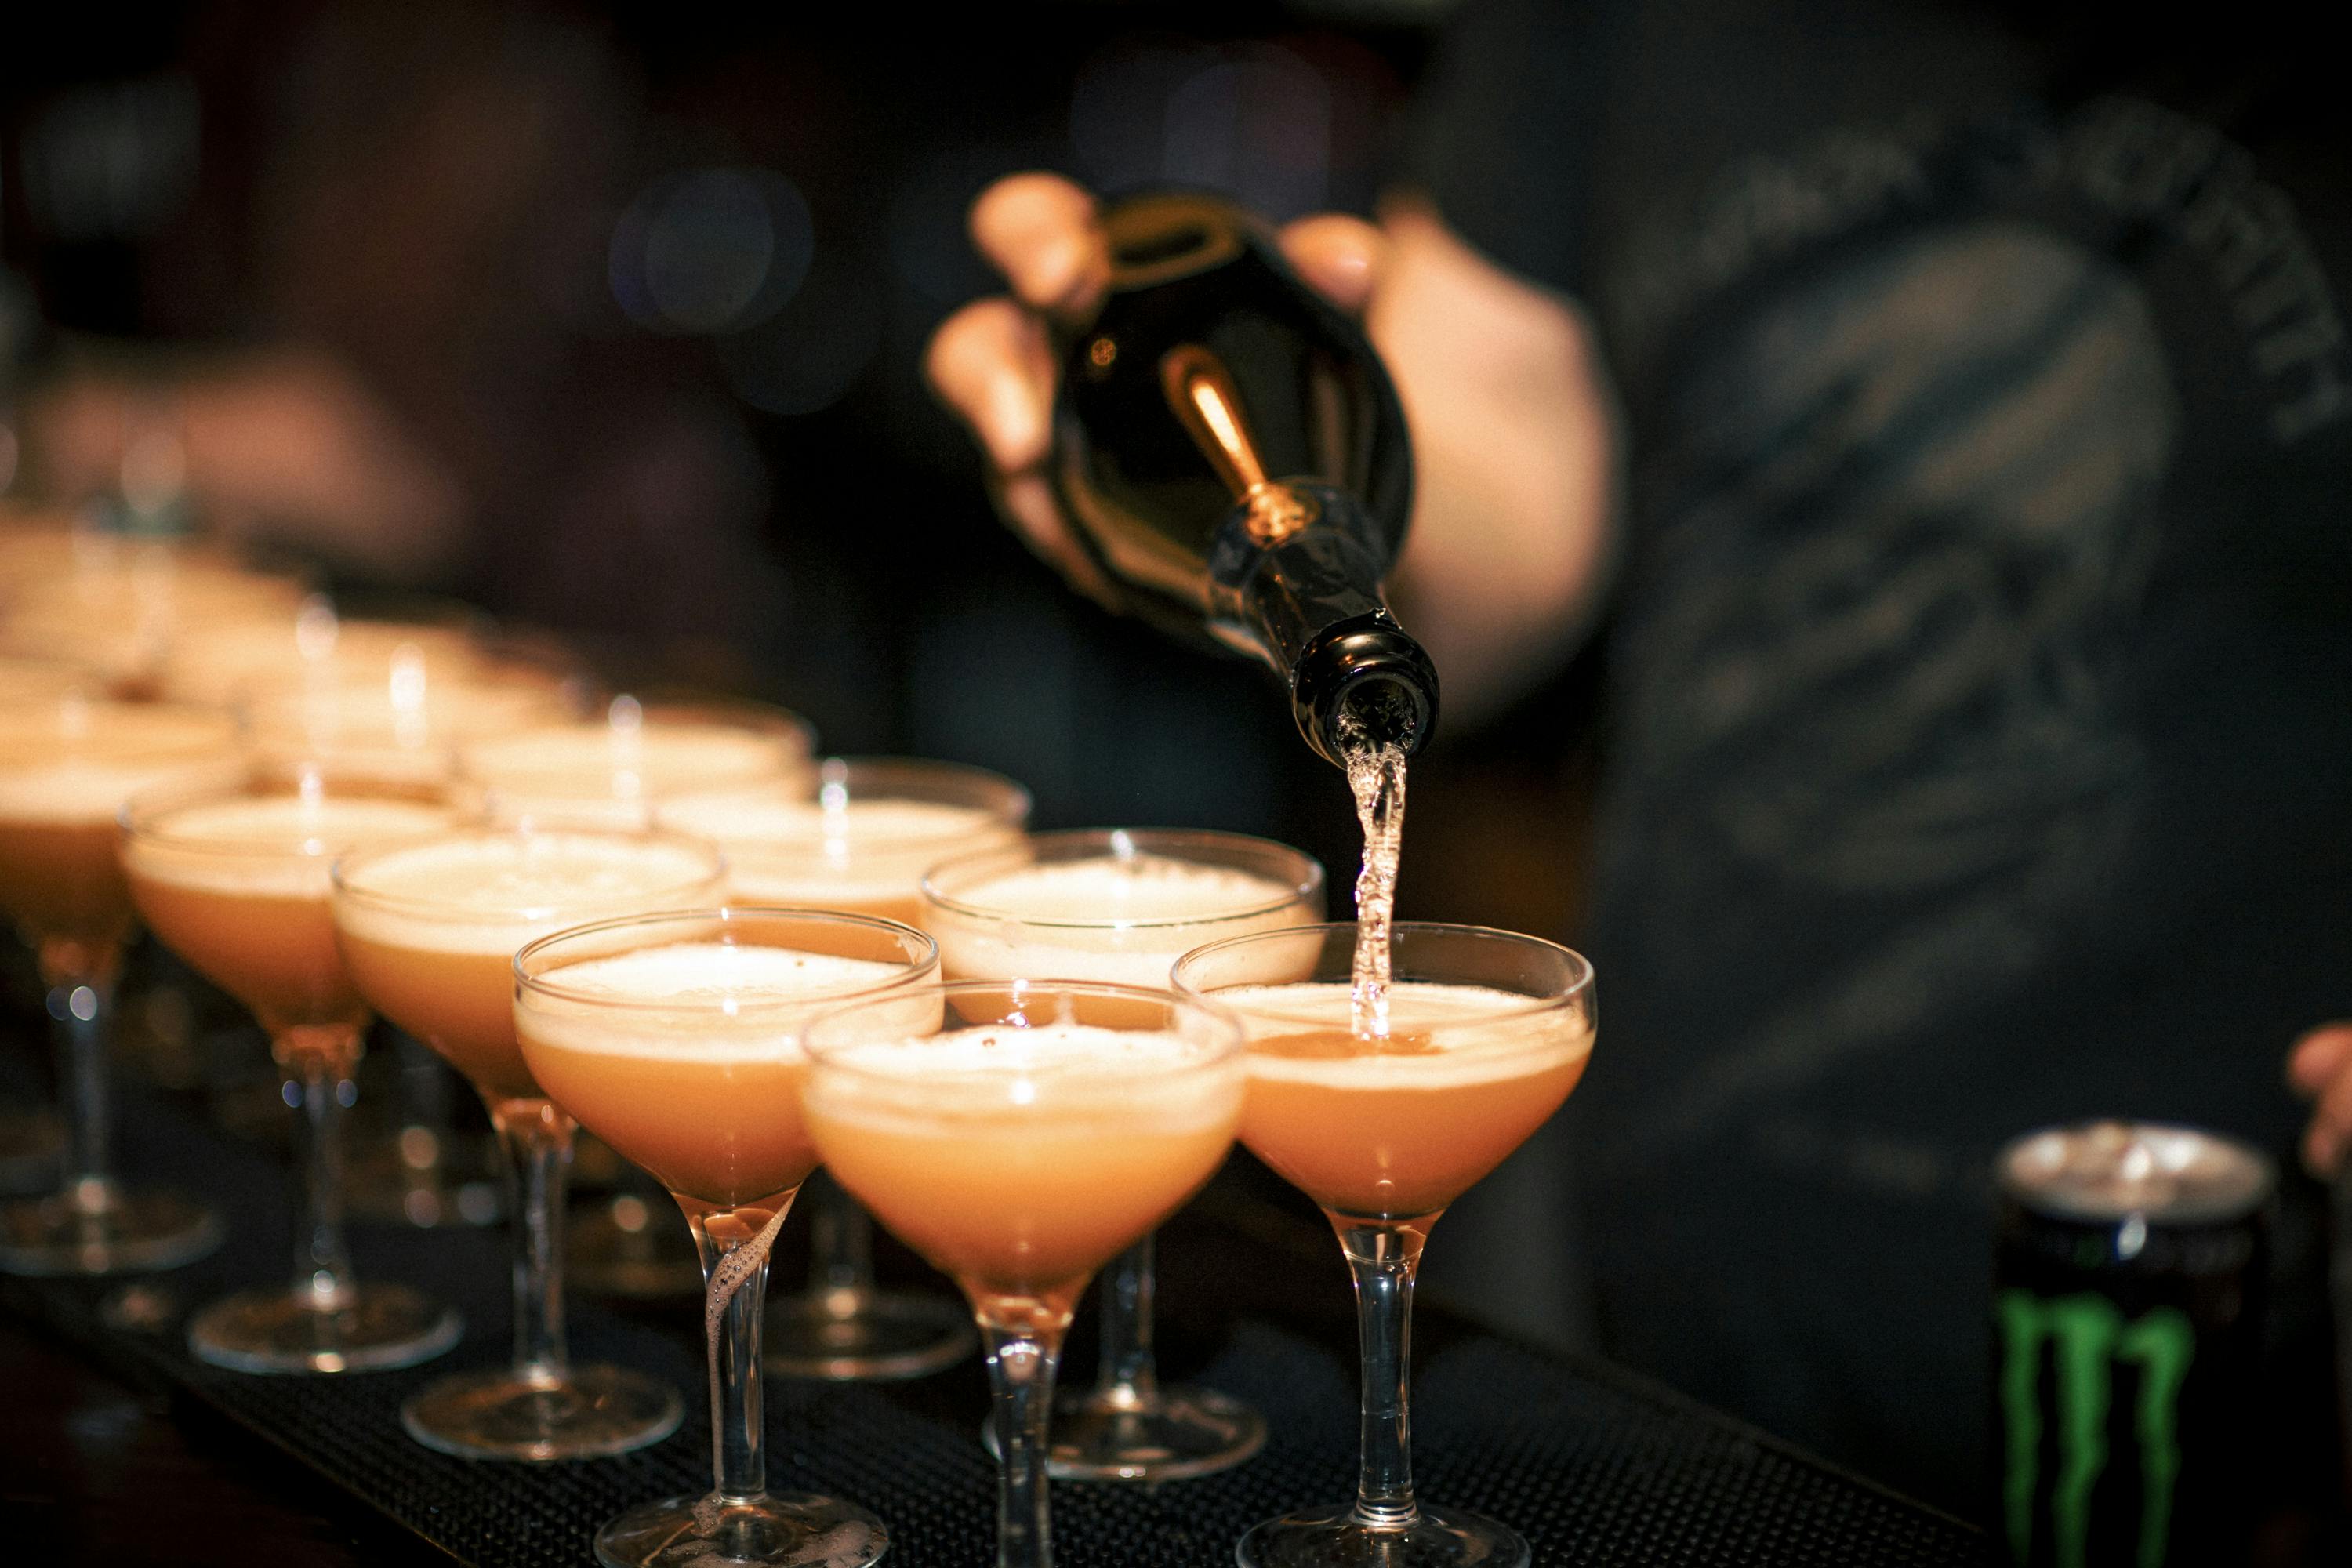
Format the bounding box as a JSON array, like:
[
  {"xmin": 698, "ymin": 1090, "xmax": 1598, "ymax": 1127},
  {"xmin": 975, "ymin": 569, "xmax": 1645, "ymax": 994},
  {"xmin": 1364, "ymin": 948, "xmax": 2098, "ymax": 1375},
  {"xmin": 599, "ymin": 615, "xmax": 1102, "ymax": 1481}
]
[
  {"xmin": 687, "ymin": 1200, "xmax": 795, "ymax": 1510},
  {"xmin": 1336, "ymin": 1218, "xmax": 1431, "ymax": 1532},
  {"xmin": 45, "ymin": 968, "xmax": 114, "ymax": 1214},
  {"xmin": 807, "ymin": 1174, "xmax": 876, "ymax": 1302},
  {"xmin": 279, "ymin": 1026, "xmax": 361, "ymax": 1311},
  {"xmin": 1093, "ymin": 1233, "xmax": 1158, "ymax": 1406},
  {"xmin": 982, "ymin": 1317, "xmax": 1066, "ymax": 1568},
  {"xmin": 495, "ymin": 1100, "xmax": 575, "ymax": 1382}
]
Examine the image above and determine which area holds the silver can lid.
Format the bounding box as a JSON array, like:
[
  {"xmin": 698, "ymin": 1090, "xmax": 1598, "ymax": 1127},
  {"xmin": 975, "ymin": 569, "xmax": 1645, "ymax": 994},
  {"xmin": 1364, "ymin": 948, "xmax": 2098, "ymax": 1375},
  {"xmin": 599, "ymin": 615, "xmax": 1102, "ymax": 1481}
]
[{"xmin": 1998, "ymin": 1120, "xmax": 2272, "ymax": 1224}]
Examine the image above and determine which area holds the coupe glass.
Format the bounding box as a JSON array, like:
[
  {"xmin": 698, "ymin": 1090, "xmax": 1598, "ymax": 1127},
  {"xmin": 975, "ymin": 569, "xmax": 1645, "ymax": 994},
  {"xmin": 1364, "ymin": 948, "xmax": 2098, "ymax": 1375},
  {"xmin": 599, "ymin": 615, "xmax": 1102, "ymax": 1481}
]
[
  {"xmin": 1172, "ymin": 922, "xmax": 1596, "ymax": 1568},
  {"xmin": 803, "ymin": 980, "xmax": 1243, "ymax": 1568},
  {"xmin": 657, "ymin": 756, "xmax": 1030, "ymax": 1381},
  {"xmin": 119, "ymin": 768, "xmax": 465, "ymax": 1367},
  {"xmin": 921, "ymin": 828, "xmax": 1320, "ymax": 1479},
  {"xmin": 331, "ymin": 826, "xmax": 722, "ymax": 1457},
  {"xmin": 245, "ymin": 666, "xmax": 578, "ymax": 1231},
  {"xmin": 0, "ymin": 699, "xmax": 237, "ymax": 1274},
  {"xmin": 514, "ymin": 907, "xmax": 937, "ymax": 1567}
]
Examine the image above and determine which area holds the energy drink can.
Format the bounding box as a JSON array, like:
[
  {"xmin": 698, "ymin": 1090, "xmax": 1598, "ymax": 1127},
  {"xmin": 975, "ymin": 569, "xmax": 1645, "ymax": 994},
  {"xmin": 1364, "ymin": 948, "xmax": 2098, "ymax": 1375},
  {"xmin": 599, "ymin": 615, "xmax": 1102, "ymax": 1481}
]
[{"xmin": 1991, "ymin": 1121, "xmax": 2271, "ymax": 1568}]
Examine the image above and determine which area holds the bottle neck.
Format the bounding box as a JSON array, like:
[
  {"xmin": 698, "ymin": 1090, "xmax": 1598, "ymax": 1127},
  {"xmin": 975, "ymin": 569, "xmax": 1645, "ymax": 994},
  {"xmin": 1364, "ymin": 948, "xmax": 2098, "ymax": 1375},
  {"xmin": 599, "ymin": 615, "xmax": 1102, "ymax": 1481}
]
[{"xmin": 1209, "ymin": 488, "xmax": 1437, "ymax": 764}]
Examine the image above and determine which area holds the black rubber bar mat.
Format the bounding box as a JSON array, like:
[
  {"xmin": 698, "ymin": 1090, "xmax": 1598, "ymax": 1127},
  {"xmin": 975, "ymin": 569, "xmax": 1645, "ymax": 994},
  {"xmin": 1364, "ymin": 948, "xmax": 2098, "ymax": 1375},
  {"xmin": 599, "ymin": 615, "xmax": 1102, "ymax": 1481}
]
[{"xmin": 1, "ymin": 1073, "xmax": 1992, "ymax": 1566}]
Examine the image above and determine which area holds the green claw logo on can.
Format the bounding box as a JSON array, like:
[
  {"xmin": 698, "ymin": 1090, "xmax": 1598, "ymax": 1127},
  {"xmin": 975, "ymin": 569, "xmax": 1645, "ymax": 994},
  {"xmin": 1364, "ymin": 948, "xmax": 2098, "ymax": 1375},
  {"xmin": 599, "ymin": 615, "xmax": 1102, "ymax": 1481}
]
[
  {"xmin": 1996, "ymin": 1290, "xmax": 2194, "ymax": 1568},
  {"xmin": 1990, "ymin": 1122, "xmax": 2270, "ymax": 1568}
]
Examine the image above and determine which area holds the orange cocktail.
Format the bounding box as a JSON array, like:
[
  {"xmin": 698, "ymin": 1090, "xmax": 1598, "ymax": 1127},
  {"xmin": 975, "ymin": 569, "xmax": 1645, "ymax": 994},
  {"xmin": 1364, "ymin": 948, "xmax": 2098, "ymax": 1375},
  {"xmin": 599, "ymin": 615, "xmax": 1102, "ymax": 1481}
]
[
  {"xmin": 125, "ymin": 789, "xmax": 455, "ymax": 1042},
  {"xmin": 513, "ymin": 909, "xmax": 934, "ymax": 1568},
  {"xmin": 120, "ymin": 773, "xmax": 462, "ymax": 1373},
  {"xmin": 655, "ymin": 756, "xmax": 1029, "ymax": 1380},
  {"xmin": 811, "ymin": 1023, "xmax": 1241, "ymax": 1306},
  {"xmin": 1172, "ymin": 922, "xmax": 1597, "ymax": 1568},
  {"xmin": 1225, "ymin": 982, "xmax": 1592, "ymax": 1220},
  {"xmin": 803, "ymin": 981, "xmax": 1242, "ymax": 1568},
  {"xmin": 333, "ymin": 830, "xmax": 720, "ymax": 1103},
  {"xmin": 0, "ymin": 702, "xmax": 236, "ymax": 971},
  {"xmin": 330, "ymin": 826, "xmax": 721, "ymax": 1462},
  {"xmin": 0, "ymin": 699, "xmax": 235, "ymax": 1277},
  {"xmin": 517, "ymin": 921, "xmax": 931, "ymax": 1209},
  {"xmin": 919, "ymin": 826, "xmax": 1321, "ymax": 1481}
]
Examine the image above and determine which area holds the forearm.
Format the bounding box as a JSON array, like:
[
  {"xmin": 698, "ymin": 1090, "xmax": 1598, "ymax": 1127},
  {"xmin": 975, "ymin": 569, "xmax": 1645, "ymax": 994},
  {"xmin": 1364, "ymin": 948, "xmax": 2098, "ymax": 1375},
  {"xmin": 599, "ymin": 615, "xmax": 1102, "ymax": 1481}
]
[
  {"xmin": 24, "ymin": 346, "xmax": 466, "ymax": 584},
  {"xmin": 1370, "ymin": 199, "xmax": 1617, "ymax": 728}
]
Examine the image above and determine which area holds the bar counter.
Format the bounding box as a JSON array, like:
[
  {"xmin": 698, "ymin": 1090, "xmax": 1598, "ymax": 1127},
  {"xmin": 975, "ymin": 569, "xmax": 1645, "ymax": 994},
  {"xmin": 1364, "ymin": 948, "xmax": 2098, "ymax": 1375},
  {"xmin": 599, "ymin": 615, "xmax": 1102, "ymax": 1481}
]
[{"xmin": 0, "ymin": 1052, "xmax": 1991, "ymax": 1566}]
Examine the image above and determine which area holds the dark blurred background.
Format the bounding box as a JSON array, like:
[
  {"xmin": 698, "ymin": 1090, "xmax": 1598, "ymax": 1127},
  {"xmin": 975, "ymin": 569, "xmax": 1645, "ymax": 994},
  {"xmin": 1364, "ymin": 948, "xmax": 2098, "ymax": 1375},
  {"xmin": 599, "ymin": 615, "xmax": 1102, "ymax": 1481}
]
[
  {"xmin": 0, "ymin": 0, "xmax": 1600, "ymax": 1334},
  {"xmin": 1, "ymin": 0, "xmax": 1598, "ymax": 911}
]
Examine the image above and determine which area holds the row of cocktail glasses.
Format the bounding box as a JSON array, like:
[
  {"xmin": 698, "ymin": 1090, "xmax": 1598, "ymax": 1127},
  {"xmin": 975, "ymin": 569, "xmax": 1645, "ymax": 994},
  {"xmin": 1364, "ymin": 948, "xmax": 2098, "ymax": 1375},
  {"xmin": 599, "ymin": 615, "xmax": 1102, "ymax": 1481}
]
[
  {"xmin": 510, "ymin": 908, "xmax": 1592, "ymax": 1568},
  {"xmin": 0, "ymin": 529, "xmax": 1598, "ymax": 1568},
  {"xmin": 0, "ymin": 532, "xmax": 956, "ymax": 1376}
]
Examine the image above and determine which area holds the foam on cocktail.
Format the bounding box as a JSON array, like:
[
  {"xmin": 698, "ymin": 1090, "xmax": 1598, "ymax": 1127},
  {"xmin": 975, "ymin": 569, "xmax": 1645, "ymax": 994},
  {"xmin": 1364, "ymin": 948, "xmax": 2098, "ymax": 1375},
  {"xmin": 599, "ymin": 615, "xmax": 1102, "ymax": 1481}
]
[
  {"xmin": 957, "ymin": 858, "xmax": 1294, "ymax": 922},
  {"xmin": 814, "ymin": 1023, "xmax": 1236, "ymax": 1131},
  {"xmin": 662, "ymin": 794, "xmax": 996, "ymax": 848},
  {"xmin": 332, "ymin": 833, "xmax": 724, "ymax": 953},
  {"xmin": 659, "ymin": 793, "xmax": 1013, "ymax": 909},
  {"xmin": 466, "ymin": 724, "xmax": 811, "ymax": 826},
  {"xmin": 526, "ymin": 942, "xmax": 909, "ymax": 1061},
  {"xmin": 1219, "ymin": 982, "xmax": 1593, "ymax": 1090},
  {"xmin": 123, "ymin": 796, "xmax": 454, "ymax": 896},
  {"xmin": 831, "ymin": 1021, "xmax": 1214, "ymax": 1073},
  {"xmin": 934, "ymin": 856, "xmax": 1310, "ymax": 984}
]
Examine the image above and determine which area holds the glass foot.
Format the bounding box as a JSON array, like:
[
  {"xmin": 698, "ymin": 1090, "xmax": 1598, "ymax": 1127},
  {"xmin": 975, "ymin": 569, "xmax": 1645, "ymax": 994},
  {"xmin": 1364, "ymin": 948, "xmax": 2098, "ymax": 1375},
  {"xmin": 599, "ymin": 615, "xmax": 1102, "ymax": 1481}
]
[
  {"xmin": 985, "ymin": 1382, "xmax": 1265, "ymax": 1481},
  {"xmin": 1236, "ymin": 1504, "xmax": 1530, "ymax": 1568},
  {"xmin": 571, "ymin": 1193, "xmax": 703, "ymax": 1299},
  {"xmin": 595, "ymin": 1490, "xmax": 887, "ymax": 1568},
  {"xmin": 0, "ymin": 1109, "xmax": 64, "ymax": 1191},
  {"xmin": 403, "ymin": 1362, "xmax": 683, "ymax": 1461},
  {"xmin": 188, "ymin": 1282, "xmax": 461, "ymax": 1374},
  {"xmin": 766, "ymin": 1285, "xmax": 975, "ymax": 1381},
  {"xmin": 0, "ymin": 1181, "xmax": 221, "ymax": 1277}
]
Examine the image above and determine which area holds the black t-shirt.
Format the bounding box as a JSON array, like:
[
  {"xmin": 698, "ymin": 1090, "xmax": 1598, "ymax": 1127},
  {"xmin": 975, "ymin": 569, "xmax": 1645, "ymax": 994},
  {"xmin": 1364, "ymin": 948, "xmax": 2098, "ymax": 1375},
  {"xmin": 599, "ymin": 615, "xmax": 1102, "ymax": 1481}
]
[{"xmin": 1417, "ymin": 0, "xmax": 2352, "ymax": 1508}]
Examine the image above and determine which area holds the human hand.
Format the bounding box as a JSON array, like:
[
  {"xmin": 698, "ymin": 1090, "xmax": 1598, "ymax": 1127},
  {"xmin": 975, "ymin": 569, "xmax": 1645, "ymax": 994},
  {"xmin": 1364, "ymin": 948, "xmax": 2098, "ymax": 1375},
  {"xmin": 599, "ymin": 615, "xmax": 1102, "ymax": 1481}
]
[
  {"xmin": 2286, "ymin": 1022, "xmax": 2352, "ymax": 1177},
  {"xmin": 923, "ymin": 172, "xmax": 1385, "ymax": 605},
  {"xmin": 22, "ymin": 350, "xmax": 461, "ymax": 582}
]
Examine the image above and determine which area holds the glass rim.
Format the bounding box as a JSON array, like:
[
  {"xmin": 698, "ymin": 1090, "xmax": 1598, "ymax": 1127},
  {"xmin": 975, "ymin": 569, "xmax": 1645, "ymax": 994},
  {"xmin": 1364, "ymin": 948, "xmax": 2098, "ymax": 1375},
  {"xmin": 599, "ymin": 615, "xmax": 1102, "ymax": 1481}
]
[
  {"xmin": 118, "ymin": 766, "xmax": 457, "ymax": 858},
  {"xmin": 1170, "ymin": 920, "xmax": 1596, "ymax": 1026},
  {"xmin": 456, "ymin": 694, "xmax": 817, "ymax": 784},
  {"xmin": 919, "ymin": 826, "xmax": 1326, "ymax": 931},
  {"xmin": 799, "ymin": 977, "xmax": 1246, "ymax": 1076},
  {"xmin": 658, "ymin": 755, "xmax": 1033, "ymax": 851},
  {"xmin": 514, "ymin": 904, "xmax": 940, "ymax": 1014},
  {"xmin": 328, "ymin": 823, "xmax": 727, "ymax": 919}
]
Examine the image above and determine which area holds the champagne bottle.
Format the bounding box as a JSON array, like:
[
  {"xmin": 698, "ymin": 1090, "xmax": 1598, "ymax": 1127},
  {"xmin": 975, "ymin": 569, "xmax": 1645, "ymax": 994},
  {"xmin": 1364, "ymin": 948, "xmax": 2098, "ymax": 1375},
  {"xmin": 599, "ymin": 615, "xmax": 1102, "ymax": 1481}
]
[{"xmin": 1051, "ymin": 191, "xmax": 1439, "ymax": 764}]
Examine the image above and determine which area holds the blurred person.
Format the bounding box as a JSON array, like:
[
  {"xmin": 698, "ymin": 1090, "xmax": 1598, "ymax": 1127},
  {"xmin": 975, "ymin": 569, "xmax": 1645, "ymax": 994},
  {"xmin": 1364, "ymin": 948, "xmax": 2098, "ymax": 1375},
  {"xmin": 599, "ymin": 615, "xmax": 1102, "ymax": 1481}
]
[
  {"xmin": 928, "ymin": 0, "xmax": 2352, "ymax": 1514},
  {"xmin": 9, "ymin": 2, "xmax": 782, "ymax": 675}
]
